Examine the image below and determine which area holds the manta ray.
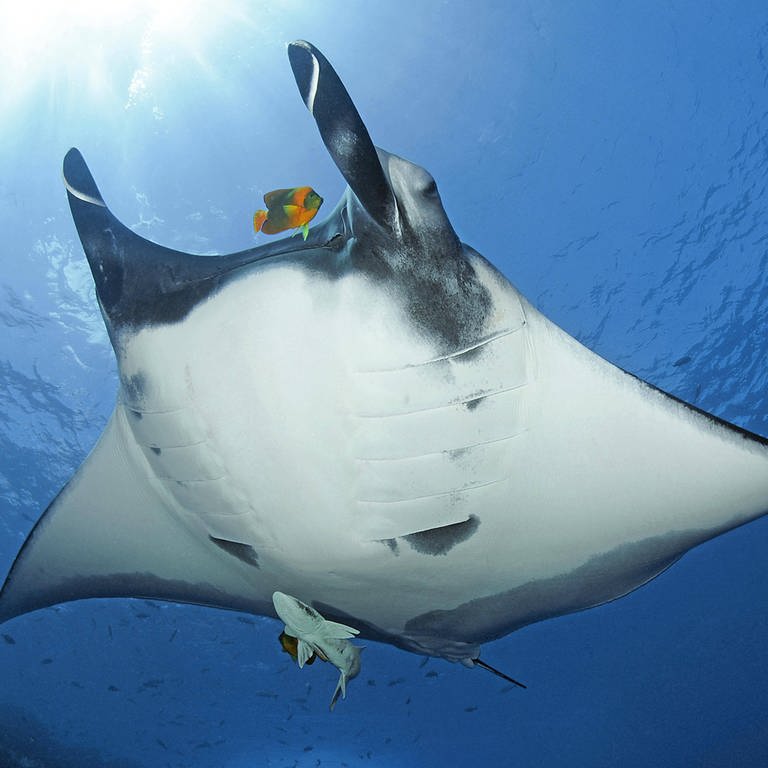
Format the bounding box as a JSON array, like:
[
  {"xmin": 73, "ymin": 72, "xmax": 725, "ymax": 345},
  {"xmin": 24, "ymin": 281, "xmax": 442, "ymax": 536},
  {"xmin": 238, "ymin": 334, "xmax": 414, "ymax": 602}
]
[{"xmin": 1, "ymin": 42, "xmax": 766, "ymax": 686}]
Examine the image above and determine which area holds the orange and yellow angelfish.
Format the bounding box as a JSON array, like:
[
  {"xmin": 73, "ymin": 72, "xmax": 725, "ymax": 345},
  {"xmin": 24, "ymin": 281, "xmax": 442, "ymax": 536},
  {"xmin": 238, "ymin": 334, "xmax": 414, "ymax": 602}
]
[{"xmin": 253, "ymin": 186, "xmax": 323, "ymax": 241}]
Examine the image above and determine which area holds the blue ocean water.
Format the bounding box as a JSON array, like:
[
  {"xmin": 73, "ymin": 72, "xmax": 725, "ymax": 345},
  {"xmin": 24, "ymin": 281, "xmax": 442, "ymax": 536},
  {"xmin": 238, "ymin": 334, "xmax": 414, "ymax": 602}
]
[{"xmin": 0, "ymin": 1, "xmax": 767, "ymax": 765}]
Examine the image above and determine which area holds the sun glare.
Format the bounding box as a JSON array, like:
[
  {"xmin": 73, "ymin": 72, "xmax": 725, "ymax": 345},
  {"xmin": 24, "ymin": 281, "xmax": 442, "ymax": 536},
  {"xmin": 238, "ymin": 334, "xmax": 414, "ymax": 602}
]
[{"xmin": 0, "ymin": 0, "xmax": 249, "ymax": 117}]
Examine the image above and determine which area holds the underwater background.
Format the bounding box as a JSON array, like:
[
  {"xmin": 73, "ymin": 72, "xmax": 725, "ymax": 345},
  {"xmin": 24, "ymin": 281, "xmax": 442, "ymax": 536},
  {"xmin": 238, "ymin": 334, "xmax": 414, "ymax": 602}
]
[{"xmin": 1, "ymin": 1, "xmax": 767, "ymax": 765}]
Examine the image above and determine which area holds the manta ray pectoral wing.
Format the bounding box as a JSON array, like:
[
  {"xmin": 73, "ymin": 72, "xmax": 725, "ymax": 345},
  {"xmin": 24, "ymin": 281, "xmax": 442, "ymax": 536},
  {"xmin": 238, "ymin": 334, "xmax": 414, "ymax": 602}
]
[
  {"xmin": 0, "ymin": 407, "xmax": 270, "ymax": 625},
  {"xmin": 288, "ymin": 40, "xmax": 398, "ymax": 231}
]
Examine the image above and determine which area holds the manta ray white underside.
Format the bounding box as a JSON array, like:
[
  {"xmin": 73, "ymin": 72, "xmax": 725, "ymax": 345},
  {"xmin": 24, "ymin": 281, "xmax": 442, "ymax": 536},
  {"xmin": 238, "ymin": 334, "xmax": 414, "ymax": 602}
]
[{"xmin": 1, "ymin": 42, "xmax": 766, "ymax": 685}]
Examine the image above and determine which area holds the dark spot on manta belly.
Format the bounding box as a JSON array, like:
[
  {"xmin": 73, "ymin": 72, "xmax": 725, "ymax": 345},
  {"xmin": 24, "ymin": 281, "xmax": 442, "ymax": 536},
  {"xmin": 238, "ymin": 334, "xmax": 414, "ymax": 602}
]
[
  {"xmin": 380, "ymin": 538, "xmax": 399, "ymax": 555},
  {"xmin": 122, "ymin": 373, "xmax": 147, "ymax": 403},
  {"xmin": 403, "ymin": 515, "xmax": 480, "ymax": 556},
  {"xmin": 298, "ymin": 233, "xmax": 493, "ymax": 353},
  {"xmin": 209, "ymin": 536, "xmax": 260, "ymax": 568},
  {"xmin": 464, "ymin": 396, "xmax": 484, "ymax": 411},
  {"xmin": 150, "ymin": 446, "xmax": 161, "ymax": 455},
  {"xmin": 401, "ymin": 251, "xmax": 493, "ymax": 352}
]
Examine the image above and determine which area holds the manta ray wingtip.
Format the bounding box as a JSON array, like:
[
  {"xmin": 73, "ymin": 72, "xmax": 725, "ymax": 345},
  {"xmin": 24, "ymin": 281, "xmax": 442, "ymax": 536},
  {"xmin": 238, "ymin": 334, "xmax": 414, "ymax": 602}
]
[
  {"xmin": 287, "ymin": 40, "xmax": 316, "ymax": 62},
  {"xmin": 62, "ymin": 147, "xmax": 105, "ymax": 208}
]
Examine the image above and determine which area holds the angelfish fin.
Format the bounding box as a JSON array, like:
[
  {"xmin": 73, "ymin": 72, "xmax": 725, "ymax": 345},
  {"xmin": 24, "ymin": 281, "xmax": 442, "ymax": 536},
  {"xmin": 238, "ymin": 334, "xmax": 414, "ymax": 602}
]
[
  {"xmin": 253, "ymin": 209, "xmax": 268, "ymax": 233},
  {"xmin": 300, "ymin": 222, "xmax": 310, "ymax": 240}
]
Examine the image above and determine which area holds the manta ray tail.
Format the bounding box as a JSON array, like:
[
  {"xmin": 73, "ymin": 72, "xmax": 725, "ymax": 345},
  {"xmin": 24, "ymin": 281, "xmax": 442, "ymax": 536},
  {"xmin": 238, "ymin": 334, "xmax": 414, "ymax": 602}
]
[{"xmin": 474, "ymin": 658, "xmax": 527, "ymax": 689}]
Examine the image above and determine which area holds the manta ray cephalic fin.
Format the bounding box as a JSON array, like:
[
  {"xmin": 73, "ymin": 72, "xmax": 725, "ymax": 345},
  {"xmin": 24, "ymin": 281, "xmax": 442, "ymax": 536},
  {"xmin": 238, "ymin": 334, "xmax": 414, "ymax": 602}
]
[{"xmin": 288, "ymin": 40, "xmax": 398, "ymax": 232}]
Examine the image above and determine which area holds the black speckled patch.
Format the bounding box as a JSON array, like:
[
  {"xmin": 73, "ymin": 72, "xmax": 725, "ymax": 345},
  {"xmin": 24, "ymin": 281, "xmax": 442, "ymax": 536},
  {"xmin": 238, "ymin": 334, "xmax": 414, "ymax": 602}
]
[
  {"xmin": 403, "ymin": 515, "xmax": 480, "ymax": 556},
  {"xmin": 380, "ymin": 538, "xmax": 399, "ymax": 555},
  {"xmin": 209, "ymin": 536, "xmax": 260, "ymax": 568},
  {"xmin": 464, "ymin": 397, "xmax": 484, "ymax": 411},
  {"xmin": 122, "ymin": 373, "xmax": 147, "ymax": 403},
  {"xmin": 394, "ymin": 245, "xmax": 491, "ymax": 354},
  {"xmin": 301, "ymin": 212, "xmax": 493, "ymax": 354}
]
